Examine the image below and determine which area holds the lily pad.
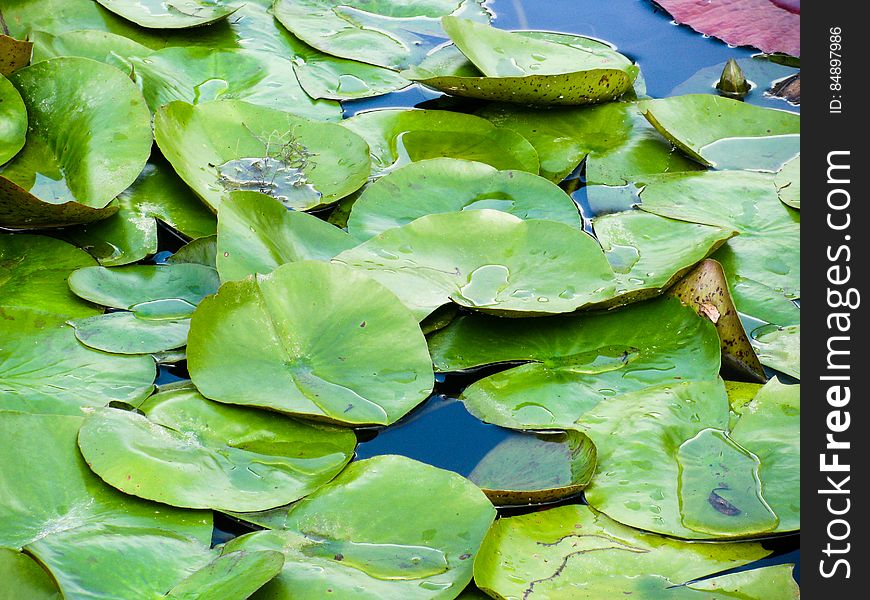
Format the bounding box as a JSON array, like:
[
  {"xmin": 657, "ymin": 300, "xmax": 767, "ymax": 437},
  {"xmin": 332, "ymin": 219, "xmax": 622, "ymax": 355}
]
[
  {"xmin": 68, "ymin": 312, "xmax": 191, "ymax": 355},
  {"xmin": 473, "ymin": 504, "xmax": 795, "ymax": 599},
  {"xmin": 0, "ymin": 233, "xmax": 100, "ymax": 318},
  {"xmin": 639, "ymin": 94, "xmax": 800, "ymax": 171},
  {"xmin": 428, "ymin": 296, "xmax": 720, "ymax": 430},
  {"xmin": 62, "ymin": 155, "xmax": 217, "ymax": 266},
  {"xmin": 341, "ymin": 109, "xmax": 540, "ymax": 177},
  {"xmin": 223, "ymin": 455, "xmax": 497, "ymax": 599},
  {"xmin": 0, "ymin": 410, "xmax": 216, "ymax": 600},
  {"xmin": 155, "ymin": 100, "xmax": 370, "ymax": 212},
  {"xmin": 93, "ymin": 0, "xmax": 238, "ymax": 29},
  {"xmin": 653, "ymin": 0, "xmax": 800, "ymax": 57},
  {"xmin": 216, "ymin": 191, "xmax": 356, "ymax": 282},
  {"xmin": 0, "ymin": 548, "xmax": 62, "ymax": 599},
  {"xmin": 467, "ymin": 429, "xmax": 596, "ymax": 505},
  {"xmin": 0, "ymin": 57, "xmax": 151, "ymax": 228},
  {"xmin": 347, "ymin": 158, "xmax": 582, "ymax": 241},
  {"xmin": 30, "ymin": 29, "xmax": 153, "ymax": 65},
  {"xmin": 637, "ymin": 170, "xmax": 800, "ymax": 326},
  {"xmin": 165, "ymin": 550, "xmax": 286, "ymax": 600},
  {"xmin": 751, "ymin": 324, "xmax": 799, "ymax": 379},
  {"xmin": 187, "ymin": 260, "xmax": 434, "ymax": 426},
  {"xmin": 592, "ymin": 210, "xmax": 736, "ymax": 307},
  {"xmin": 128, "ymin": 46, "xmax": 341, "ymax": 118},
  {"xmin": 429, "ymin": 18, "xmax": 637, "ymax": 106},
  {"xmin": 667, "ymin": 258, "xmax": 767, "ymax": 383},
  {"xmin": 0, "ymin": 308, "xmax": 156, "ymax": 415},
  {"xmin": 334, "ymin": 210, "xmax": 615, "ymax": 320},
  {"xmin": 478, "ymin": 101, "xmax": 703, "ymax": 184},
  {"xmin": 0, "ymin": 73, "xmax": 26, "ymax": 165},
  {"xmin": 0, "ymin": 34, "xmax": 33, "ymax": 75},
  {"xmin": 170, "ymin": 234, "xmax": 217, "ymax": 268},
  {"xmin": 775, "ymin": 154, "xmax": 800, "ymax": 209},
  {"xmin": 78, "ymin": 386, "xmax": 356, "ymax": 511},
  {"xmin": 271, "ymin": 0, "xmax": 490, "ymax": 70}
]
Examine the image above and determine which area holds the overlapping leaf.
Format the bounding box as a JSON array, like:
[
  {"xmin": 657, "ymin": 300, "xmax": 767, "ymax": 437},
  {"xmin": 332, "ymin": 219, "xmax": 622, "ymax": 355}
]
[
  {"xmin": 0, "ymin": 73, "xmax": 26, "ymax": 165},
  {"xmin": 93, "ymin": 0, "xmax": 238, "ymax": 29}
]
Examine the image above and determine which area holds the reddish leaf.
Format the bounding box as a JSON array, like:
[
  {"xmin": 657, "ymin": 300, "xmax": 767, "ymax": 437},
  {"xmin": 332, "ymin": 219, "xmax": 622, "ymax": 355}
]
[{"xmin": 654, "ymin": 0, "xmax": 800, "ymax": 57}]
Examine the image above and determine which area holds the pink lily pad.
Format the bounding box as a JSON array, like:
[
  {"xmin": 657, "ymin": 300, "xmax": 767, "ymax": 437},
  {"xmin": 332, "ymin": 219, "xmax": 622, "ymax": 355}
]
[{"xmin": 654, "ymin": 0, "xmax": 800, "ymax": 57}]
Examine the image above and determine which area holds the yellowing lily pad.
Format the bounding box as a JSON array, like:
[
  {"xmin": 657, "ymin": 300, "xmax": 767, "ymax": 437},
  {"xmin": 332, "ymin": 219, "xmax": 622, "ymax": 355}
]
[{"xmin": 0, "ymin": 34, "xmax": 33, "ymax": 75}]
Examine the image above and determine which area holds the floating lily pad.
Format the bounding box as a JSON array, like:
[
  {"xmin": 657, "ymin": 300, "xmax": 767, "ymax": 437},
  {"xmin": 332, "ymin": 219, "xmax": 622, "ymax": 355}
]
[
  {"xmin": 170, "ymin": 234, "xmax": 217, "ymax": 268},
  {"xmin": 68, "ymin": 312, "xmax": 191, "ymax": 355},
  {"xmin": 424, "ymin": 18, "xmax": 637, "ymax": 106},
  {"xmin": 69, "ymin": 263, "xmax": 220, "ymax": 313},
  {"xmin": 0, "ymin": 57, "xmax": 151, "ymax": 228},
  {"xmin": 473, "ymin": 504, "xmax": 795, "ymax": 599},
  {"xmin": 751, "ymin": 324, "xmax": 799, "ymax": 379},
  {"xmin": 667, "ymin": 259, "xmax": 767, "ymax": 383},
  {"xmin": 30, "ymin": 29, "xmax": 153, "ymax": 65},
  {"xmin": 0, "ymin": 73, "xmax": 26, "ymax": 166},
  {"xmin": 62, "ymin": 155, "xmax": 217, "ymax": 266},
  {"xmin": 0, "ymin": 34, "xmax": 33, "ymax": 75},
  {"xmin": 94, "ymin": 0, "xmax": 237, "ymax": 29},
  {"xmin": 216, "ymin": 191, "xmax": 356, "ymax": 282},
  {"xmin": 580, "ymin": 378, "xmax": 795, "ymax": 539},
  {"xmin": 272, "ymin": 0, "xmax": 490, "ymax": 70},
  {"xmin": 155, "ymin": 100, "xmax": 370, "ymax": 212},
  {"xmin": 0, "ymin": 233, "xmax": 100, "ymax": 318},
  {"xmin": 429, "ymin": 296, "xmax": 720, "ymax": 430},
  {"xmin": 0, "ymin": 308, "xmax": 156, "ymax": 415},
  {"xmin": 592, "ymin": 210, "xmax": 736, "ymax": 307},
  {"xmin": 653, "ymin": 0, "xmax": 800, "ymax": 57},
  {"xmin": 478, "ymin": 101, "xmax": 703, "ymax": 184},
  {"xmin": 188, "ymin": 260, "xmax": 434, "ymax": 426},
  {"xmin": 78, "ymin": 386, "xmax": 357, "ymax": 511},
  {"xmin": 347, "ymin": 158, "xmax": 581, "ymax": 240},
  {"xmin": 637, "ymin": 170, "xmax": 800, "ymax": 326},
  {"xmin": 639, "ymin": 94, "xmax": 800, "ymax": 171},
  {"xmin": 0, "ymin": 548, "xmax": 62, "ymax": 599},
  {"xmin": 165, "ymin": 550, "xmax": 286, "ymax": 600},
  {"xmin": 341, "ymin": 109, "xmax": 540, "ymax": 177},
  {"xmin": 128, "ymin": 46, "xmax": 341, "ymax": 118},
  {"xmin": 467, "ymin": 429, "xmax": 596, "ymax": 505},
  {"xmin": 334, "ymin": 210, "xmax": 615, "ymax": 320},
  {"xmin": 0, "ymin": 410, "xmax": 215, "ymax": 599},
  {"xmin": 223, "ymin": 455, "xmax": 497, "ymax": 599},
  {"xmin": 775, "ymin": 154, "xmax": 800, "ymax": 209}
]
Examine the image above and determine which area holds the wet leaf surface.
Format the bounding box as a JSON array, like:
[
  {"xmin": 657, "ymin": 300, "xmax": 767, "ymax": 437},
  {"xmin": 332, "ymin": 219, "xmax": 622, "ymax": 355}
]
[
  {"xmin": 94, "ymin": 0, "xmax": 238, "ymax": 30},
  {"xmin": 751, "ymin": 324, "xmax": 799, "ymax": 379},
  {"xmin": 165, "ymin": 550, "xmax": 285, "ymax": 600},
  {"xmin": 774, "ymin": 154, "xmax": 799, "ymax": 209},
  {"xmin": 0, "ymin": 73, "xmax": 26, "ymax": 165},
  {"xmin": 0, "ymin": 548, "xmax": 62, "ymax": 599}
]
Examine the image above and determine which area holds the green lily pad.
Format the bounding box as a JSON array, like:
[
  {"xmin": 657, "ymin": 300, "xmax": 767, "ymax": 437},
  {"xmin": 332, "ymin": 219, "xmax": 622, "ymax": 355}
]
[
  {"xmin": 473, "ymin": 504, "xmax": 794, "ymax": 599},
  {"xmin": 0, "ymin": 233, "xmax": 100, "ymax": 318},
  {"xmin": 637, "ymin": 170, "xmax": 800, "ymax": 326},
  {"xmin": 580, "ymin": 378, "xmax": 795, "ymax": 539},
  {"xmin": 68, "ymin": 312, "xmax": 191, "ymax": 355},
  {"xmin": 592, "ymin": 210, "xmax": 736, "ymax": 308},
  {"xmin": 478, "ymin": 101, "xmax": 703, "ymax": 184},
  {"xmin": 170, "ymin": 234, "xmax": 217, "ymax": 268},
  {"xmin": 69, "ymin": 263, "xmax": 220, "ymax": 313},
  {"xmin": 639, "ymin": 94, "xmax": 800, "ymax": 171},
  {"xmin": 429, "ymin": 296, "xmax": 720, "ymax": 430},
  {"xmin": 0, "ymin": 34, "xmax": 33, "ymax": 75},
  {"xmin": 165, "ymin": 550, "xmax": 286, "ymax": 600},
  {"xmin": 0, "ymin": 308, "xmax": 156, "ymax": 415},
  {"xmin": 0, "ymin": 410, "xmax": 215, "ymax": 600},
  {"xmin": 341, "ymin": 109, "xmax": 540, "ymax": 177},
  {"xmin": 0, "ymin": 73, "xmax": 26, "ymax": 165},
  {"xmin": 334, "ymin": 210, "xmax": 615, "ymax": 320},
  {"xmin": 128, "ymin": 46, "xmax": 341, "ymax": 118},
  {"xmin": 427, "ymin": 18, "xmax": 637, "ymax": 106},
  {"xmin": 188, "ymin": 260, "xmax": 434, "ymax": 426},
  {"xmin": 93, "ymin": 0, "xmax": 237, "ymax": 29},
  {"xmin": 667, "ymin": 259, "xmax": 767, "ymax": 383},
  {"xmin": 729, "ymin": 378, "xmax": 800, "ymax": 533},
  {"xmin": 78, "ymin": 386, "xmax": 356, "ymax": 511},
  {"xmin": 223, "ymin": 455, "xmax": 497, "ymax": 599},
  {"xmin": 467, "ymin": 429, "xmax": 596, "ymax": 505},
  {"xmin": 216, "ymin": 191, "xmax": 356, "ymax": 282},
  {"xmin": 155, "ymin": 100, "xmax": 370, "ymax": 212},
  {"xmin": 347, "ymin": 158, "xmax": 581, "ymax": 241},
  {"xmin": 0, "ymin": 57, "xmax": 151, "ymax": 228},
  {"xmin": 62, "ymin": 154, "xmax": 217, "ymax": 266},
  {"xmin": 751, "ymin": 324, "xmax": 799, "ymax": 379},
  {"xmin": 0, "ymin": 548, "xmax": 61, "ymax": 599},
  {"xmin": 30, "ymin": 29, "xmax": 154, "ymax": 65},
  {"xmin": 775, "ymin": 154, "xmax": 800, "ymax": 209},
  {"xmin": 271, "ymin": 0, "xmax": 490, "ymax": 70}
]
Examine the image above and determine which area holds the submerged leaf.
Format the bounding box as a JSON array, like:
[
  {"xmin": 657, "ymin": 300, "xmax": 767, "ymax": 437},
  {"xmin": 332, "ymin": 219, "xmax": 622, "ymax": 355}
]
[
  {"xmin": 93, "ymin": 0, "xmax": 238, "ymax": 29},
  {"xmin": 188, "ymin": 261, "xmax": 434, "ymax": 426}
]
